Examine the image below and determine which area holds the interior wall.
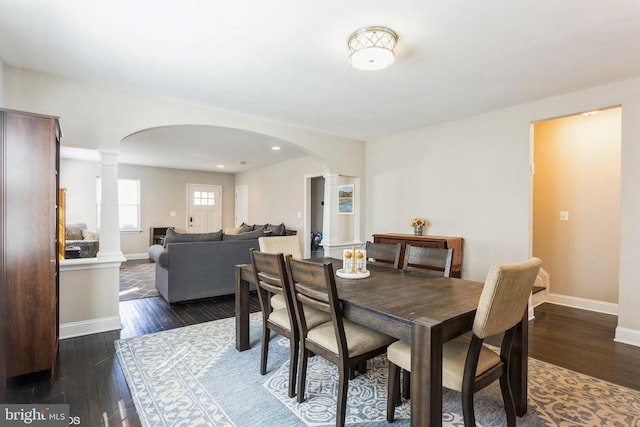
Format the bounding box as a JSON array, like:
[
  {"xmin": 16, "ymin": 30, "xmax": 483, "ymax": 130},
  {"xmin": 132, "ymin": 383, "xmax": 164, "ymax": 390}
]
[
  {"xmin": 367, "ymin": 111, "xmax": 531, "ymax": 281},
  {"xmin": 3, "ymin": 66, "xmax": 365, "ymax": 178},
  {"xmin": 60, "ymin": 158, "xmax": 100, "ymax": 230},
  {"xmin": 533, "ymin": 108, "xmax": 621, "ymax": 303},
  {"xmin": 235, "ymin": 156, "xmax": 324, "ymax": 233},
  {"xmin": 0, "ymin": 60, "xmax": 4, "ymax": 104},
  {"xmin": 60, "ymin": 158, "xmax": 236, "ymax": 258},
  {"xmin": 366, "ymin": 76, "xmax": 640, "ymax": 344}
]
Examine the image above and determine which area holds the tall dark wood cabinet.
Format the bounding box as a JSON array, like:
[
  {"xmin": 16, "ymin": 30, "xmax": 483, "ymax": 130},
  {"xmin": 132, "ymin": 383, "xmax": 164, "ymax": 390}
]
[{"xmin": 0, "ymin": 109, "xmax": 61, "ymax": 393}]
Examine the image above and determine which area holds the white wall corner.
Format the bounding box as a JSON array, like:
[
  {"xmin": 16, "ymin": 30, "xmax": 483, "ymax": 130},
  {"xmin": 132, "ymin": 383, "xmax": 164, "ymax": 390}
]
[
  {"xmin": 60, "ymin": 316, "xmax": 121, "ymax": 340},
  {"xmin": 614, "ymin": 326, "xmax": 640, "ymax": 348}
]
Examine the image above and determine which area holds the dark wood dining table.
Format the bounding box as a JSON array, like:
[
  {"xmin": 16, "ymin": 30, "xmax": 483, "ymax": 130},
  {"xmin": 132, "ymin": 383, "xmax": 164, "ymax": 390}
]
[{"xmin": 234, "ymin": 258, "xmax": 529, "ymax": 427}]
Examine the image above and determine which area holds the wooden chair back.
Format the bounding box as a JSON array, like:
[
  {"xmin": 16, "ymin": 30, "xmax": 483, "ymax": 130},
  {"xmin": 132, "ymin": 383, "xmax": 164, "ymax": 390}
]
[
  {"xmin": 249, "ymin": 249, "xmax": 293, "ymax": 321},
  {"xmin": 365, "ymin": 241, "xmax": 402, "ymax": 268},
  {"xmin": 286, "ymin": 257, "xmax": 344, "ymax": 345},
  {"xmin": 402, "ymin": 244, "xmax": 453, "ymax": 277}
]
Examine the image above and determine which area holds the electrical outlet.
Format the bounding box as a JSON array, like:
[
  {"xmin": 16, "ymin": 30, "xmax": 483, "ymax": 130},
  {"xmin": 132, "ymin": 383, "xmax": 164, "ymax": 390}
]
[
  {"xmin": 170, "ymin": 211, "xmax": 176, "ymax": 217},
  {"xmin": 560, "ymin": 211, "xmax": 569, "ymax": 221}
]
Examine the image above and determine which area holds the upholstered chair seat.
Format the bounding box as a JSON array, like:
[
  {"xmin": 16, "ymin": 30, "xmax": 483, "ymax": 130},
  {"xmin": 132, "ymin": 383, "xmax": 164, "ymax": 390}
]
[
  {"xmin": 387, "ymin": 337, "xmax": 501, "ymax": 391},
  {"xmin": 308, "ymin": 320, "xmax": 396, "ymax": 358},
  {"xmin": 268, "ymin": 305, "xmax": 330, "ymax": 331}
]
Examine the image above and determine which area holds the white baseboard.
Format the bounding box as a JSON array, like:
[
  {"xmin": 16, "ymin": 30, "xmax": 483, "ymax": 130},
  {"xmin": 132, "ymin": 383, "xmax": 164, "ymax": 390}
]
[
  {"xmin": 615, "ymin": 326, "xmax": 640, "ymax": 347},
  {"xmin": 60, "ymin": 316, "xmax": 121, "ymax": 339},
  {"xmin": 536, "ymin": 293, "xmax": 640, "ymax": 348},
  {"xmin": 542, "ymin": 292, "xmax": 618, "ymax": 316},
  {"xmin": 124, "ymin": 252, "xmax": 150, "ymax": 261}
]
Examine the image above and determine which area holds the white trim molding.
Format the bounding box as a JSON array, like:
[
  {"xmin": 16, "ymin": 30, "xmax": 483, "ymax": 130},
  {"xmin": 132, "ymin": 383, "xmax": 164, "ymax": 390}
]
[
  {"xmin": 124, "ymin": 252, "xmax": 150, "ymax": 261},
  {"xmin": 615, "ymin": 327, "xmax": 640, "ymax": 348},
  {"xmin": 543, "ymin": 292, "xmax": 618, "ymax": 316},
  {"xmin": 60, "ymin": 256, "xmax": 125, "ymax": 271},
  {"xmin": 60, "ymin": 316, "xmax": 121, "ymax": 340}
]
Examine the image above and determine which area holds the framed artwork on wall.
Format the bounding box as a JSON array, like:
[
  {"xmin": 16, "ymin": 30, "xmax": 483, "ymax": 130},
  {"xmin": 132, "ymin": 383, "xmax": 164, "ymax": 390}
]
[{"xmin": 338, "ymin": 184, "xmax": 354, "ymax": 214}]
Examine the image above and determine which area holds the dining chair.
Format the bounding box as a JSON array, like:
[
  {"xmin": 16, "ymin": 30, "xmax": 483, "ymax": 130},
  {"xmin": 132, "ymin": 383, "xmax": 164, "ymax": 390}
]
[
  {"xmin": 365, "ymin": 241, "xmax": 402, "ymax": 268},
  {"xmin": 258, "ymin": 235, "xmax": 303, "ymax": 258},
  {"xmin": 402, "ymin": 244, "xmax": 454, "ymax": 277},
  {"xmin": 258, "ymin": 235, "xmax": 303, "ymax": 310},
  {"xmin": 286, "ymin": 257, "xmax": 397, "ymax": 427},
  {"xmin": 249, "ymin": 249, "xmax": 329, "ymax": 398},
  {"xmin": 386, "ymin": 257, "xmax": 542, "ymax": 426}
]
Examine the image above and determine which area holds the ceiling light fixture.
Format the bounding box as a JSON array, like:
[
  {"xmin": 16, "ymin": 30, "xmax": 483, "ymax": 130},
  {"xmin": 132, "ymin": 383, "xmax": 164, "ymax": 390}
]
[
  {"xmin": 272, "ymin": 146, "xmax": 281, "ymax": 151},
  {"xmin": 582, "ymin": 110, "xmax": 599, "ymax": 117},
  {"xmin": 348, "ymin": 26, "xmax": 398, "ymax": 71}
]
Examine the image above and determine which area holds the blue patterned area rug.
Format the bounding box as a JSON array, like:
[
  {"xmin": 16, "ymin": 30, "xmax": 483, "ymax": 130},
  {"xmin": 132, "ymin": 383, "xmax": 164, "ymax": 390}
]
[{"xmin": 115, "ymin": 313, "xmax": 640, "ymax": 426}]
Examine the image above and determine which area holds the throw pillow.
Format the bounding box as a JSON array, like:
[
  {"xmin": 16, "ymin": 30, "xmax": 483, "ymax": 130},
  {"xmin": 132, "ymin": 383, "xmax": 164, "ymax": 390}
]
[
  {"xmin": 82, "ymin": 230, "xmax": 99, "ymax": 240},
  {"xmin": 252, "ymin": 224, "xmax": 267, "ymax": 231},
  {"xmin": 65, "ymin": 224, "xmax": 86, "ymax": 240},
  {"xmin": 225, "ymin": 227, "xmax": 242, "ymax": 235},
  {"xmin": 239, "ymin": 223, "xmax": 253, "ymax": 233},
  {"xmin": 266, "ymin": 223, "xmax": 286, "ymax": 236},
  {"xmin": 164, "ymin": 228, "xmax": 223, "ymax": 246}
]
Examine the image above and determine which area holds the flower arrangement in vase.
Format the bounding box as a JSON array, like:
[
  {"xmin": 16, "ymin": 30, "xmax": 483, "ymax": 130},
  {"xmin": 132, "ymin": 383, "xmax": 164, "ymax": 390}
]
[{"xmin": 410, "ymin": 217, "xmax": 426, "ymax": 236}]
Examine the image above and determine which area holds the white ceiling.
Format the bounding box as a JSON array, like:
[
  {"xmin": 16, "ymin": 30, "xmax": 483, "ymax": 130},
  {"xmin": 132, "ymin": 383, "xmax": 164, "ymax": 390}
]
[{"xmin": 2, "ymin": 0, "xmax": 640, "ymax": 172}]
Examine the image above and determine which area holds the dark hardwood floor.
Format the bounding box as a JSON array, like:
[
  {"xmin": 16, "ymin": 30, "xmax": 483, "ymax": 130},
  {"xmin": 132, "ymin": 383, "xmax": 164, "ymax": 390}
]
[
  {"xmin": 529, "ymin": 303, "xmax": 640, "ymax": 391},
  {"xmin": 2, "ymin": 297, "xmax": 639, "ymax": 427}
]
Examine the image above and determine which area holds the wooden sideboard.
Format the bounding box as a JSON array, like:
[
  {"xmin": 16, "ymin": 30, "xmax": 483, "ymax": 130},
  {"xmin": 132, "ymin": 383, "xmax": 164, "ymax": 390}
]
[{"xmin": 372, "ymin": 233, "xmax": 463, "ymax": 278}]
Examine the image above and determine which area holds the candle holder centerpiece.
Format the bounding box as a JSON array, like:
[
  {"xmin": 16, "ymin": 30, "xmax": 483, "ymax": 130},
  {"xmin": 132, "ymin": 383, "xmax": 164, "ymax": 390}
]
[{"xmin": 336, "ymin": 246, "xmax": 370, "ymax": 279}]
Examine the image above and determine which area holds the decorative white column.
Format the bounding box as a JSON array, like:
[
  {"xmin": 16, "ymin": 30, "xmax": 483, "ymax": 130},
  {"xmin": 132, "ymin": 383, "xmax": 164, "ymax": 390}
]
[
  {"xmin": 321, "ymin": 173, "xmax": 339, "ymax": 247},
  {"xmin": 97, "ymin": 147, "xmax": 125, "ymax": 261}
]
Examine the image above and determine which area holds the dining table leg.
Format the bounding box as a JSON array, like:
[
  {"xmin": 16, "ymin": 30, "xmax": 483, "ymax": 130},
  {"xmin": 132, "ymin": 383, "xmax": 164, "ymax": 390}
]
[
  {"xmin": 411, "ymin": 317, "xmax": 444, "ymax": 427},
  {"xmin": 235, "ymin": 264, "xmax": 251, "ymax": 351}
]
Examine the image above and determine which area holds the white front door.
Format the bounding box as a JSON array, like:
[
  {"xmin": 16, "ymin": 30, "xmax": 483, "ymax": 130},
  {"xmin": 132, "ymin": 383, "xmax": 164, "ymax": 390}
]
[{"xmin": 187, "ymin": 184, "xmax": 222, "ymax": 233}]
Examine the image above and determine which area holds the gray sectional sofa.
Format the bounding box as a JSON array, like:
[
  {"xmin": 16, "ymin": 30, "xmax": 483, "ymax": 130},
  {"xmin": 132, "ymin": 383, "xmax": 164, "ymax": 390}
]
[{"xmin": 148, "ymin": 225, "xmax": 294, "ymax": 304}]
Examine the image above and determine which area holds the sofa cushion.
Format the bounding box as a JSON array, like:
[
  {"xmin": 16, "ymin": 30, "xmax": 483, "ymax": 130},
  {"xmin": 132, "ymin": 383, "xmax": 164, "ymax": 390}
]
[
  {"xmin": 266, "ymin": 223, "xmax": 286, "ymax": 236},
  {"xmin": 82, "ymin": 230, "xmax": 99, "ymax": 240},
  {"xmin": 222, "ymin": 228, "xmax": 269, "ymax": 240},
  {"xmin": 65, "ymin": 223, "xmax": 87, "ymax": 240},
  {"xmin": 164, "ymin": 228, "xmax": 223, "ymax": 246}
]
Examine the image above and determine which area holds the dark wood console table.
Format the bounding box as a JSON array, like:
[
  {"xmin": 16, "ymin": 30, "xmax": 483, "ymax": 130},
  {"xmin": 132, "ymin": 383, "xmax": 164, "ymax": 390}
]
[{"xmin": 372, "ymin": 233, "xmax": 463, "ymax": 278}]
